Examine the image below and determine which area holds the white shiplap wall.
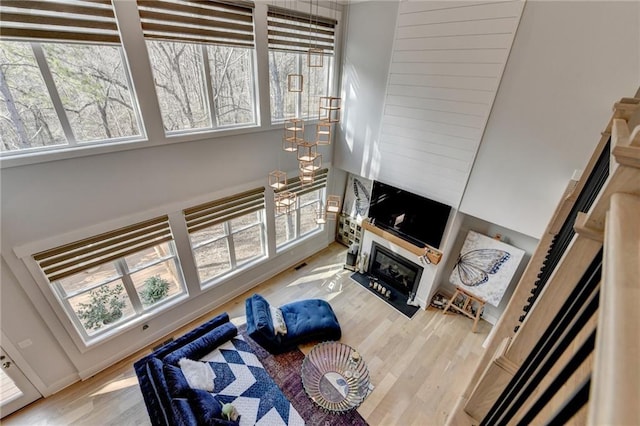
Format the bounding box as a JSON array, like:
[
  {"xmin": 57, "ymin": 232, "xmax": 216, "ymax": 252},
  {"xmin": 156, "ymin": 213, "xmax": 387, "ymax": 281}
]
[{"xmin": 375, "ymin": 0, "xmax": 525, "ymax": 207}]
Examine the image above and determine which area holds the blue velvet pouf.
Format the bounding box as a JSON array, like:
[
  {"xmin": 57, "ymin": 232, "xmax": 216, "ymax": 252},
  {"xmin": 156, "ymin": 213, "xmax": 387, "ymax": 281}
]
[{"xmin": 245, "ymin": 294, "xmax": 342, "ymax": 354}]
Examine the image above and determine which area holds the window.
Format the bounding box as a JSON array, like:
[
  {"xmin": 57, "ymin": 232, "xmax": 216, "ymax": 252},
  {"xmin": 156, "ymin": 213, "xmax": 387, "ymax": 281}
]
[
  {"xmin": 275, "ymin": 169, "xmax": 328, "ymax": 248},
  {"xmin": 33, "ymin": 216, "xmax": 186, "ymax": 344},
  {"xmin": 137, "ymin": 0, "xmax": 257, "ymax": 133},
  {"xmin": 267, "ymin": 7, "xmax": 336, "ymax": 123},
  {"xmin": 0, "ymin": 0, "xmax": 142, "ymax": 154},
  {"xmin": 184, "ymin": 188, "xmax": 266, "ymax": 286}
]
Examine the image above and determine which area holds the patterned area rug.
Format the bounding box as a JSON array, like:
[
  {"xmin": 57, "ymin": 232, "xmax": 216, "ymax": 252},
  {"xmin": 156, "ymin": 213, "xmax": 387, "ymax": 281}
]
[
  {"xmin": 201, "ymin": 335, "xmax": 304, "ymax": 425},
  {"xmin": 239, "ymin": 326, "xmax": 369, "ymax": 426}
]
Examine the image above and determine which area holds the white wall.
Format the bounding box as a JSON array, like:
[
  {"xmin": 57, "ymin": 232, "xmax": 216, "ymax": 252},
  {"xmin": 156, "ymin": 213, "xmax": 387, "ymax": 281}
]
[
  {"xmin": 375, "ymin": 0, "xmax": 524, "ymax": 207},
  {"xmin": 334, "ymin": 0, "xmax": 399, "ymax": 176},
  {"xmin": 459, "ymin": 0, "xmax": 640, "ymax": 238}
]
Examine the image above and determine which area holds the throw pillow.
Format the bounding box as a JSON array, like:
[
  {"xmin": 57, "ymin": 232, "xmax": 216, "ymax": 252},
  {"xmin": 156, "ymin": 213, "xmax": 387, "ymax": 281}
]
[
  {"xmin": 187, "ymin": 389, "xmax": 240, "ymax": 426},
  {"xmin": 178, "ymin": 358, "xmax": 215, "ymax": 392},
  {"xmin": 163, "ymin": 364, "xmax": 191, "ymax": 397},
  {"xmin": 269, "ymin": 305, "xmax": 287, "ymax": 336}
]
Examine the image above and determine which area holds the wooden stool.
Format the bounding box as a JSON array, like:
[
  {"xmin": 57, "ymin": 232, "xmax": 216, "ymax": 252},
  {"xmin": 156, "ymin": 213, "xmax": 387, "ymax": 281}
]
[{"xmin": 443, "ymin": 287, "xmax": 486, "ymax": 333}]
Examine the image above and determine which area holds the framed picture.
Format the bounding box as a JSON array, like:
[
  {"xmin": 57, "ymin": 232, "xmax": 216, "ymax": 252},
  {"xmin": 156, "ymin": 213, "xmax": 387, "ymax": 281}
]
[
  {"xmin": 342, "ymin": 173, "xmax": 373, "ymax": 220},
  {"xmin": 449, "ymin": 230, "xmax": 525, "ymax": 307}
]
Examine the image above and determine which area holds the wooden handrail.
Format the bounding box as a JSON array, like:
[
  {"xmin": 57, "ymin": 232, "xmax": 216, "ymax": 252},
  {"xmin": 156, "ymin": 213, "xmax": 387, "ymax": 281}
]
[
  {"xmin": 588, "ymin": 192, "xmax": 640, "ymax": 425},
  {"xmin": 446, "ymin": 92, "xmax": 640, "ymax": 425}
]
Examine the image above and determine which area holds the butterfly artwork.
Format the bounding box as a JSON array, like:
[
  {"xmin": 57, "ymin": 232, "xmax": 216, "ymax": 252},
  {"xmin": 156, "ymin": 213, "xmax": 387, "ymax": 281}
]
[
  {"xmin": 343, "ymin": 173, "xmax": 373, "ymax": 220},
  {"xmin": 449, "ymin": 231, "xmax": 525, "ymax": 307},
  {"xmin": 454, "ymin": 249, "xmax": 511, "ymax": 287},
  {"xmin": 352, "ymin": 177, "xmax": 371, "ymax": 217}
]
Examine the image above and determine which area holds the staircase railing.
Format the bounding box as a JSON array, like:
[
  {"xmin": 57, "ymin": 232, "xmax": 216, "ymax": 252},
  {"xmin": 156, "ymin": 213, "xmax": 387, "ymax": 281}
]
[{"xmin": 447, "ymin": 91, "xmax": 640, "ymax": 425}]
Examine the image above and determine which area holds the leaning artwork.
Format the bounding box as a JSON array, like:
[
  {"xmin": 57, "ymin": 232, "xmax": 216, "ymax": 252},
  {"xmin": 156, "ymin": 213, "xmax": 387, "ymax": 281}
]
[
  {"xmin": 449, "ymin": 230, "xmax": 525, "ymax": 307},
  {"xmin": 342, "ymin": 173, "xmax": 373, "ymax": 220}
]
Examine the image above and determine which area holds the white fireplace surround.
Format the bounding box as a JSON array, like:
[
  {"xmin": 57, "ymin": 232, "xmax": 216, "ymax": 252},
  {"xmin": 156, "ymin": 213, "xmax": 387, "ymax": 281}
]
[{"xmin": 361, "ymin": 229, "xmax": 438, "ymax": 310}]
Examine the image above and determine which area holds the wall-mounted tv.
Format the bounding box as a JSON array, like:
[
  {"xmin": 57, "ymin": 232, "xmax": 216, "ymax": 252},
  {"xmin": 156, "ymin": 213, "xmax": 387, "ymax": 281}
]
[{"xmin": 368, "ymin": 181, "xmax": 451, "ymax": 249}]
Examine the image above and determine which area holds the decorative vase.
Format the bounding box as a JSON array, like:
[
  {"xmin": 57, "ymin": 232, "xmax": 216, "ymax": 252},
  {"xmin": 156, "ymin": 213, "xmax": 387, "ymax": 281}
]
[{"xmin": 358, "ymin": 252, "xmax": 368, "ymax": 273}]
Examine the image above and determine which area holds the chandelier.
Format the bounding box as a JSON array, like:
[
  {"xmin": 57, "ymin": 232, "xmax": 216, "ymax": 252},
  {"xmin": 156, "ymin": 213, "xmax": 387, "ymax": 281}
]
[{"xmin": 269, "ymin": 1, "xmax": 342, "ymax": 224}]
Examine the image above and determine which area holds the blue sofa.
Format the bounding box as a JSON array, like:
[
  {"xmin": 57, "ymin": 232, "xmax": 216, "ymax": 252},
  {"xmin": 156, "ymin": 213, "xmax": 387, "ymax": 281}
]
[
  {"xmin": 134, "ymin": 313, "xmax": 239, "ymax": 426},
  {"xmin": 245, "ymin": 293, "xmax": 342, "ymax": 354}
]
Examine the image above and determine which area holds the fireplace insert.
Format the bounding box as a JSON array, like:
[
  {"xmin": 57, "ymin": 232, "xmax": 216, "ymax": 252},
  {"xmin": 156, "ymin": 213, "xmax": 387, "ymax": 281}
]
[{"xmin": 368, "ymin": 242, "xmax": 423, "ymax": 297}]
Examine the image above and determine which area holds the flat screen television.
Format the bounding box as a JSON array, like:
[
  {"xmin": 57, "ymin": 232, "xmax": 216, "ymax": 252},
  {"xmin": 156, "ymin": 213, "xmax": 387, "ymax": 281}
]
[{"xmin": 368, "ymin": 181, "xmax": 451, "ymax": 249}]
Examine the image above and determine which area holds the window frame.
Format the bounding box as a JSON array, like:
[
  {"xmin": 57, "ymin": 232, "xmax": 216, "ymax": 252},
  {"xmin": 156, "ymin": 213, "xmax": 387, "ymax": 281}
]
[
  {"xmin": 267, "ymin": 50, "xmax": 334, "ymax": 124},
  {"xmin": 184, "ymin": 187, "xmax": 268, "ymax": 289},
  {"xmin": 0, "ymin": 40, "xmax": 147, "ymax": 157},
  {"xmin": 26, "ymin": 216, "xmax": 189, "ymax": 350},
  {"xmin": 275, "ymin": 167, "xmax": 329, "ymax": 251},
  {"xmin": 146, "ymin": 40, "xmax": 260, "ymax": 136},
  {"xmin": 0, "ymin": 2, "xmax": 343, "ymax": 168},
  {"xmin": 190, "ymin": 208, "xmax": 267, "ymax": 288},
  {"xmin": 275, "ymin": 186, "xmax": 325, "ymax": 251}
]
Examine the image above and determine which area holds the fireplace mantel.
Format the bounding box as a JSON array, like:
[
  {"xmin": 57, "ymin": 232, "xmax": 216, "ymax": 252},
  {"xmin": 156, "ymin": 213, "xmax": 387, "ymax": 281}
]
[{"xmin": 361, "ymin": 219, "xmax": 443, "ymax": 265}]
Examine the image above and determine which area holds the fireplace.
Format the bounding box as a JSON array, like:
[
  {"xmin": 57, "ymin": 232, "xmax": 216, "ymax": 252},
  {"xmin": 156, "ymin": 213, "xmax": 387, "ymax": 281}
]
[{"xmin": 368, "ymin": 242, "xmax": 423, "ymax": 298}]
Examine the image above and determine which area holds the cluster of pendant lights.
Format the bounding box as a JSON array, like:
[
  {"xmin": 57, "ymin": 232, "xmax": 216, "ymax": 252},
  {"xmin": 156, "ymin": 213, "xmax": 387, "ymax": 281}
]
[{"xmin": 269, "ymin": 47, "xmax": 342, "ymax": 224}]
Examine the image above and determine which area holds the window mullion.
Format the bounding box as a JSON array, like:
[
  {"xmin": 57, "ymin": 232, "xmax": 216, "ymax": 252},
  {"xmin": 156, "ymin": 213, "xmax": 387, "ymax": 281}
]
[
  {"xmin": 225, "ymin": 222, "xmax": 237, "ymax": 268},
  {"xmin": 253, "ymin": 3, "xmax": 271, "ymax": 127},
  {"xmin": 118, "ymin": 48, "xmax": 146, "ymax": 140},
  {"xmin": 60, "ymin": 294, "xmax": 92, "ymax": 342},
  {"xmin": 296, "ymin": 55, "xmax": 303, "ymax": 118},
  {"xmin": 259, "ymin": 211, "xmax": 267, "ymax": 254},
  {"xmin": 296, "ymin": 198, "xmax": 302, "ymax": 238},
  {"xmin": 30, "ymin": 43, "xmax": 76, "ymax": 145},
  {"xmin": 201, "ymin": 44, "xmax": 217, "ymax": 130},
  {"xmin": 111, "ymin": 0, "xmax": 165, "ymax": 142},
  {"xmin": 117, "ymin": 259, "xmax": 143, "ymax": 313}
]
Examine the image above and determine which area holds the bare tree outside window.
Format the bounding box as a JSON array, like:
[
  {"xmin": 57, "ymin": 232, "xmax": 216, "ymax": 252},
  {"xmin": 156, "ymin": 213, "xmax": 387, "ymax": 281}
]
[
  {"xmin": 42, "ymin": 44, "xmax": 140, "ymax": 142},
  {"xmin": 147, "ymin": 40, "xmax": 211, "ymax": 132},
  {"xmin": 0, "ymin": 41, "xmax": 65, "ymax": 152},
  {"xmin": 269, "ymin": 51, "xmax": 297, "ymax": 121},
  {"xmin": 208, "ymin": 45, "xmax": 255, "ymax": 127},
  {"xmin": 147, "ymin": 41, "xmax": 257, "ymax": 132},
  {"xmin": 268, "ymin": 50, "xmax": 332, "ymax": 123},
  {"xmin": 0, "ymin": 41, "xmax": 141, "ymax": 153}
]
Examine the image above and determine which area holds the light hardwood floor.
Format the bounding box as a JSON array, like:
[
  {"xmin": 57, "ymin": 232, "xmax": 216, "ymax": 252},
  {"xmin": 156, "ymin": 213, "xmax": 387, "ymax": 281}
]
[{"xmin": 3, "ymin": 243, "xmax": 491, "ymax": 425}]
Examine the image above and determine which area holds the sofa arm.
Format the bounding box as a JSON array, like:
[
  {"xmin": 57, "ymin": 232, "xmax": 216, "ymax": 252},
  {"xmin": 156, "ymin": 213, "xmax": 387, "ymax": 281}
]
[
  {"xmin": 148, "ymin": 313, "xmax": 231, "ymax": 361},
  {"xmin": 163, "ymin": 321, "xmax": 237, "ymax": 365}
]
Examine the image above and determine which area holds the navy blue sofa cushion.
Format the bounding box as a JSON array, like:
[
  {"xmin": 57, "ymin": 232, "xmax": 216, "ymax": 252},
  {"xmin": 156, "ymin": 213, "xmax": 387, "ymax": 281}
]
[
  {"xmin": 163, "ymin": 364, "xmax": 190, "ymax": 397},
  {"xmin": 187, "ymin": 389, "xmax": 240, "ymax": 426},
  {"xmin": 134, "ymin": 313, "xmax": 238, "ymax": 426},
  {"xmin": 245, "ymin": 293, "xmax": 341, "ymax": 354},
  {"xmin": 172, "ymin": 398, "xmax": 198, "ymax": 426}
]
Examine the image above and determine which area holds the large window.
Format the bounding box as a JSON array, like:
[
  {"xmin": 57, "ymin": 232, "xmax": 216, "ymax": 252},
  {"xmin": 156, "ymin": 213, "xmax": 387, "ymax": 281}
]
[
  {"xmin": 33, "ymin": 216, "xmax": 186, "ymax": 344},
  {"xmin": 275, "ymin": 169, "xmax": 328, "ymax": 248},
  {"xmin": 267, "ymin": 7, "xmax": 336, "ymax": 123},
  {"xmin": 184, "ymin": 188, "xmax": 266, "ymax": 286},
  {"xmin": 138, "ymin": 0, "xmax": 257, "ymax": 133},
  {"xmin": 0, "ymin": 1, "xmax": 142, "ymax": 154},
  {"xmin": 0, "ymin": 2, "xmax": 342, "ymax": 161}
]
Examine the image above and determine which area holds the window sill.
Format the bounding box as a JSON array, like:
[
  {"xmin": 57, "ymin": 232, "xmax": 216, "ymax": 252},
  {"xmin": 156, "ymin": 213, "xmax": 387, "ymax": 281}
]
[
  {"xmin": 275, "ymin": 227, "xmax": 324, "ymax": 254},
  {"xmin": 199, "ymin": 253, "xmax": 269, "ymax": 291},
  {"xmin": 74, "ymin": 292, "xmax": 190, "ymax": 353},
  {"xmin": 0, "ymin": 121, "xmax": 281, "ymax": 170}
]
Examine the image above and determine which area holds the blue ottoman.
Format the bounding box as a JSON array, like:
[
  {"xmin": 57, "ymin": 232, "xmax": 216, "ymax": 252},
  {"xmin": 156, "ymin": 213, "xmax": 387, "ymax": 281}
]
[{"xmin": 245, "ymin": 294, "xmax": 342, "ymax": 354}]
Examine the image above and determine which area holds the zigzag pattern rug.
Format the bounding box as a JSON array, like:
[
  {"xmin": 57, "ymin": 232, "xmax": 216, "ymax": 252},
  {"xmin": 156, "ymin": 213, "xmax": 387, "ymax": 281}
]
[
  {"xmin": 200, "ymin": 335, "xmax": 304, "ymax": 426},
  {"xmin": 240, "ymin": 328, "xmax": 369, "ymax": 426}
]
